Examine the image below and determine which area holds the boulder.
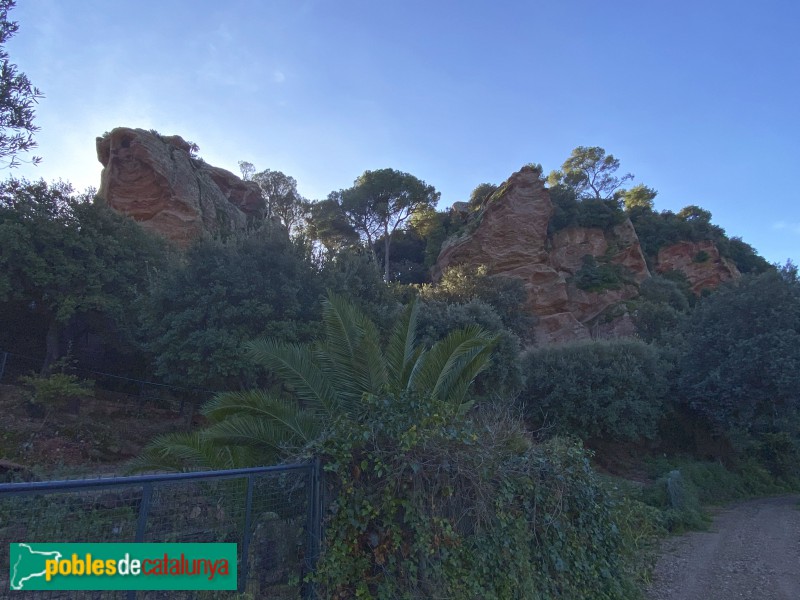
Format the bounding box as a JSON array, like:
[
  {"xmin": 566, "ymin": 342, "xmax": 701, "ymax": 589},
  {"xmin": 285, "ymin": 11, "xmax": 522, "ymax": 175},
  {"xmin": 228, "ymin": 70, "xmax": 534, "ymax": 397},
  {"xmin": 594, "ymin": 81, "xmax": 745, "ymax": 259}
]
[{"xmin": 96, "ymin": 127, "xmax": 264, "ymax": 246}]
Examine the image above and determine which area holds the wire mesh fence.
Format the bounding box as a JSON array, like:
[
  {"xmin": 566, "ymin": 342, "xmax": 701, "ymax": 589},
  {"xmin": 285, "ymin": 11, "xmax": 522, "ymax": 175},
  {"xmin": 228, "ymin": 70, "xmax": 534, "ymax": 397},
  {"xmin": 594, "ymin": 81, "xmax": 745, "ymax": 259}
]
[
  {"xmin": 0, "ymin": 351, "xmax": 215, "ymax": 415},
  {"xmin": 0, "ymin": 462, "xmax": 321, "ymax": 599}
]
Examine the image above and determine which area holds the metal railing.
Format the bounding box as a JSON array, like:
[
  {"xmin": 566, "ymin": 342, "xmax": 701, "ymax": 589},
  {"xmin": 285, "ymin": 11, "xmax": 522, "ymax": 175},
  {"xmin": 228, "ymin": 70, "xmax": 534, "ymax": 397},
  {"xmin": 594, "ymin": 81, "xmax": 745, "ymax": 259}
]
[{"xmin": 0, "ymin": 461, "xmax": 322, "ymax": 599}]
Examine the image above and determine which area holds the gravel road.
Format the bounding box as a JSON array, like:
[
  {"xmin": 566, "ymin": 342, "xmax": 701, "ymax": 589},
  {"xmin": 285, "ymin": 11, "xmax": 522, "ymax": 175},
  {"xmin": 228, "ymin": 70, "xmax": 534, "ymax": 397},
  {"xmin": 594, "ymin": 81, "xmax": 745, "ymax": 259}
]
[{"xmin": 647, "ymin": 495, "xmax": 800, "ymax": 600}]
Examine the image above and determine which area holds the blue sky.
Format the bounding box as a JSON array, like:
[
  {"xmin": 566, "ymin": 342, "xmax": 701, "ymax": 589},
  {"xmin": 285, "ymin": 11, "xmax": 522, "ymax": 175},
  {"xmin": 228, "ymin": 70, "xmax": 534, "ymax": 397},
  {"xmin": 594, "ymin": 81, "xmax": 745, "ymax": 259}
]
[{"xmin": 6, "ymin": 0, "xmax": 799, "ymax": 265}]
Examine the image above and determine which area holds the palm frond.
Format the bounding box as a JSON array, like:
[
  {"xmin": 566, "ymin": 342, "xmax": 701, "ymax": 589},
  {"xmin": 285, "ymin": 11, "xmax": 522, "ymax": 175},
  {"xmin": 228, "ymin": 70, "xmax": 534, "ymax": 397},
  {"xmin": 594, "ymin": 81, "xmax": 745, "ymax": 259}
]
[
  {"xmin": 202, "ymin": 390, "xmax": 321, "ymax": 442},
  {"xmin": 439, "ymin": 341, "xmax": 497, "ymax": 406},
  {"xmin": 386, "ymin": 299, "xmax": 421, "ymax": 391},
  {"xmin": 127, "ymin": 431, "xmax": 254, "ymax": 473},
  {"xmin": 319, "ymin": 293, "xmax": 387, "ymax": 402},
  {"xmin": 245, "ymin": 338, "xmax": 338, "ymax": 415},
  {"xmin": 202, "ymin": 415, "xmax": 319, "ymax": 457},
  {"xmin": 409, "ymin": 325, "xmax": 498, "ymax": 403}
]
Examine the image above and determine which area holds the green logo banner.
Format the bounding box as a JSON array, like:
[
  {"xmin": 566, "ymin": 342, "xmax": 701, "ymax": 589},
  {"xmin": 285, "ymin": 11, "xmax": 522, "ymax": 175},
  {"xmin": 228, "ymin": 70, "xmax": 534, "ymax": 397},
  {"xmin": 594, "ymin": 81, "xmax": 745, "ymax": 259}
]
[{"xmin": 9, "ymin": 543, "xmax": 237, "ymax": 591}]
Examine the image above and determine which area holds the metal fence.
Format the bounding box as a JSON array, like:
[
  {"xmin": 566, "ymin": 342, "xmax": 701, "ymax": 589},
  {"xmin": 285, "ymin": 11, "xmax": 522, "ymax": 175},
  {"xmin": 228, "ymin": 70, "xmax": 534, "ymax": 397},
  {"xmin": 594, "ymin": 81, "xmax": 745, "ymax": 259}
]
[
  {"xmin": 0, "ymin": 461, "xmax": 322, "ymax": 599},
  {"xmin": 0, "ymin": 350, "xmax": 215, "ymax": 414}
]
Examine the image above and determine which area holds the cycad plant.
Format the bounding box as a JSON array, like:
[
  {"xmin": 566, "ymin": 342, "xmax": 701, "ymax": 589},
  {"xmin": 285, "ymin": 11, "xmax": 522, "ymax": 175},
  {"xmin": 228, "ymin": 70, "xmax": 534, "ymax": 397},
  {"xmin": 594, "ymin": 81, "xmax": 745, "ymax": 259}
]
[{"xmin": 131, "ymin": 294, "xmax": 498, "ymax": 471}]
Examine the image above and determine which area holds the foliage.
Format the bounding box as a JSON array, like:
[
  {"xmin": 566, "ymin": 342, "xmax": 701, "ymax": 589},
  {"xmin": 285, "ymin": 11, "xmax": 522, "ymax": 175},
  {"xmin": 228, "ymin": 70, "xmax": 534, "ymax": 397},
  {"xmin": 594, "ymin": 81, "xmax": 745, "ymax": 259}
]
[
  {"xmin": 251, "ymin": 168, "xmax": 308, "ymax": 232},
  {"xmin": 601, "ymin": 477, "xmax": 665, "ymax": 585},
  {"xmin": 521, "ymin": 339, "xmax": 669, "ymax": 441},
  {"xmin": 716, "ymin": 236, "xmax": 771, "ymax": 274},
  {"xmin": 374, "ymin": 228, "xmax": 428, "ymax": 284},
  {"xmin": 572, "ymin": 255, "xmax": 628, "ymax": 292},
  {"xmin": 139, "ymin": 226, "xmax": 323, "ymax": 390},
  {"xmin": 548, "ymin": 183, "xmax": 627, "ymax": 233},
  {"xmin": 132, "ymin": 294, "xmax": 499, "ymax": 472},
  {"xmin": 638, "ymin": 275, "xmax": 690, "ymax": 312},
  {"xmin": 548, "ymin": 146, "xmax": 633, "ymax": 201},
  {"xmin": 0, "ymin": 179, "xmax": 169, "ymax": 370},
  {"xmin": 408, "ymin": 205, "xmax": 458, "ymax": 269},
  {"xmin": 621, "ymin": 184, "xmax": 657, "ymax": 211},
  {"xmin": 316, "ymin": 411, "xmax": 637, "ymax": 600},
  {"xmin": 677, "ymin": 266, "xmax": 800, "ymax": 438},
  {"xmin": 632, "ymin": 301, "xmax": 685, "ymax": 344},
  {"xmin": 677, "ymin": 204, "xmax": 712, "ymax": 223},
  {"xmin": 0, "ymin": 1, "xmax": 42, "ymax": 168},
  {"xmin": 18, "ymin": 371, "xmax": 93, "ymax": 408},
  {"xmin": 641, "ymin": 458, "xmax": 797, "ymax": 531},
  {"xmin": 466, "ymin": 182, "xmax": 498, "ymax": 211},
  {"xmin": 414, "ymin": 299, "xmax": 524, "ymax": 400},
  {"xmin": 318, "ymin": 247, "xmax": 400, "ymax": 331},
  {"xmin": 632, "ymin": 275, "xmax": 691, "ymax": 342},
  {"xmin": 330, "ymin": 168, "xmax": 440, "ymax": 281},
  {"xmin": 306, "ymin": 197, "xmax": 360, "ymax": 254},
  {"xmin": 628, "ymin": 205, "xmax": 769, "ymax": 274},
  {"xmin": 418, "ymin": 264, "xmax": 534, "ymax": 339}
]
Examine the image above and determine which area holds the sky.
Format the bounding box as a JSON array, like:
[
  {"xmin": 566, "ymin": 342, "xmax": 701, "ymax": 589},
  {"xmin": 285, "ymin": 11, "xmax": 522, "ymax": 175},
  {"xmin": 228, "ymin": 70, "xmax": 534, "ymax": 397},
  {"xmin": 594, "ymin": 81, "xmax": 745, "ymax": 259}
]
[{"xmin": 5, "ymin": 0, "xmax": 799, "ymax": 265}]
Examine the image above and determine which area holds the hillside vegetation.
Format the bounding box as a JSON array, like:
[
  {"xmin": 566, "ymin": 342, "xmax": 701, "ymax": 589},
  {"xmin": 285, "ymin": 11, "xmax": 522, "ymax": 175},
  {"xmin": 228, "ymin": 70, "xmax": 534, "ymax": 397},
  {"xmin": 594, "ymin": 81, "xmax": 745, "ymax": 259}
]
[{"xmin": 2, "ymin": 145, "xmax": 798, "ymax": 599}]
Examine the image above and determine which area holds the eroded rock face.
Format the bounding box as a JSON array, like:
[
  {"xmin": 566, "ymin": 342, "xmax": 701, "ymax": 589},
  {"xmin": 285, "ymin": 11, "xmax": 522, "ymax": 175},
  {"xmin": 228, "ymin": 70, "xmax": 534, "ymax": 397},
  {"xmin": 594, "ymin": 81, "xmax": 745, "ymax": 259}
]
[
  {"xmin": 434, "ymin": 166, "xmax": 651, "ymax": 344},
  {"xmin": 656, "ymin": 240, "xmax": 741, "ymax": 294},
  {"xmin": 97, "ymin": 128, "xmax": 263, "ymax": 246}
]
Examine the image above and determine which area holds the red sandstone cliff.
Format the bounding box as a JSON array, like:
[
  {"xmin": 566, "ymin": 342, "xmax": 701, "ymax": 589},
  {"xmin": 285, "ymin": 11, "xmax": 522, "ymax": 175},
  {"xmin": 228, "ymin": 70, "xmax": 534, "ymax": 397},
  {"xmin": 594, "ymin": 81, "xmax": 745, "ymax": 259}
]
[
  {"xmin": 96, "ymin": 128, "xmax": 264, "ymax": 246},
  {"xmin": 655, "ymin": 240, "xmax": 741, "ymax": 294},
  {"xmin": 434, "ymin": 166, "xmax": 740, "ymax": 344}
]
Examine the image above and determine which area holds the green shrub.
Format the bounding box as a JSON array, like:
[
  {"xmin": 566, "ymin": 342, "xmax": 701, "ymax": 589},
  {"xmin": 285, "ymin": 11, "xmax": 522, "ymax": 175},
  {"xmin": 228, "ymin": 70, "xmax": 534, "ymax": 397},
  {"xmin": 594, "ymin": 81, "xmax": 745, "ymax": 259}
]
[
  {"xmin": 419, "ymin": 264, "xmax": 534, "ymax": 339},
  {"xmin": 572, "ymin": 255, "xmax": 627, "ymax": 292},
  {"xmin": 641, "ymin": 457, "xmax": 798, "ymax": 532},
  {"xmin": 520, "ymin": 339, "xmax": 668, "ymax": 441},
  {"xmin": 677, "ymin": 267, "xmax": 800, "ymax": 439},
  {"xmin": 316, "ymin": 399, "xmax": 638, "ymax": 599},
  {"xmin": 602, "ymin": 478, "xmax": 665, "ymax": 586},
  {"xmin": 18, "ymin": 371, "xmax": 93, "ymax": 413},
  {"xmin": 415, "ymin": 299, "xmax": 524, "ymax": 400}
]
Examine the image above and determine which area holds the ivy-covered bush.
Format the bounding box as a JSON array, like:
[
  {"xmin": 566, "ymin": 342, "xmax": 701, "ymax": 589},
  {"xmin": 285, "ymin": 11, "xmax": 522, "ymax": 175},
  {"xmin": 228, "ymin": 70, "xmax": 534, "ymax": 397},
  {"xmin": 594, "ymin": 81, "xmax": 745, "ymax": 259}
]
[
  {"xmin": 520, "ymin": 339, "xmax": 669, "ymax": 441},
  {"xmin": 315, "ymin": 397, "xmax": 637, "ymax": 600}
]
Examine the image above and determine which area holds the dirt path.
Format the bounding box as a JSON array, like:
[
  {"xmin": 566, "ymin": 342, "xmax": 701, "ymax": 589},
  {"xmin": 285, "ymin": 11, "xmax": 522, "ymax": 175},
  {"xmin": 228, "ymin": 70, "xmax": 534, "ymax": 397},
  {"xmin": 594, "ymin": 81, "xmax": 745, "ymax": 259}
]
[{"xmin": 647, "ymin": 495, "xmax": 800, "ymax": 600}]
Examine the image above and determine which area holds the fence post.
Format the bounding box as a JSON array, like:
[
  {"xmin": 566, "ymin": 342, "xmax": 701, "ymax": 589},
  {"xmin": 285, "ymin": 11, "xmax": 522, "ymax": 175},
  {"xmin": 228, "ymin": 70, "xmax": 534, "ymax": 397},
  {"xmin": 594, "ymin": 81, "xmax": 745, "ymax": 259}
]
[
  {"xmin": 127, "ymin": 483, "xmax": 153, "ymax": 600},
  {"xmin": 239, "ymin": 474, "xmax": 255, "ymax": 593},
  {"xmin": 0, "ymin": 351, "xmax": 7, "ymax": 383},
  {"xmin": 303, "ymin": 458, "xmax": 322, "ymax": 600},
  {"xmin": 135, "ymin": 483, "xmax": 153, "ymax": 542}
]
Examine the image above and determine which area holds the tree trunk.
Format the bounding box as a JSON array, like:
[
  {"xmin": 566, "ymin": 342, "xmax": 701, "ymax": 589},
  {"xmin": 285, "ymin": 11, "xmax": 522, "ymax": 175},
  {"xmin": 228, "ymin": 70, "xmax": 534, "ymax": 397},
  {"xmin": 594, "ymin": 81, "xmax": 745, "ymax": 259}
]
[{"xmin": 383, "ymin": 226, "xmax": 391, "ymax": 282}]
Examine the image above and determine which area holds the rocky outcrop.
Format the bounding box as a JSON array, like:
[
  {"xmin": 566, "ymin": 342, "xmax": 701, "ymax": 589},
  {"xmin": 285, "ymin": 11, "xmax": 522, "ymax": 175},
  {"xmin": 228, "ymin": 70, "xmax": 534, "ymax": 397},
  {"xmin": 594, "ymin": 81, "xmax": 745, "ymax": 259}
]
[
  {"xmin": 434, "ymin": 166, "xmax": 650, "ymax": 344},
  {"xmin": 656, "ymin": 240, "xmax": 741, "ymax": 294},
  {"xmin": 96, "ymin": 127, "xmax": 264, "ymax": 246}
]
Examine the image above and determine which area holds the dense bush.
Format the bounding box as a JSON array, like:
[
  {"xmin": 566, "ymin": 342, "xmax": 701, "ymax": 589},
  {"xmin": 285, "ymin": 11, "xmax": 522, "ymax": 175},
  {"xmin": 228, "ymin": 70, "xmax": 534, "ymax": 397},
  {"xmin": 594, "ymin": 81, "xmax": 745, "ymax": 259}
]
[
  {"xmin": 418, "ymin": 264, "xmax": 534, "ymax": 340},
  {"xmin": 632, "ymin": 275, "xmax": 691, "ymax": 342},
  {"xmin": 677, "ymin": 266, "xmax": 800, "ymax": 439},
  {"xmin": 316, "ymin": 402, "xmax": 638, "ymax": 600},
  {"xmin": 520, "ymin": 339, "xmax": 669, "ymax": 441},
  {"xmin": 0, "ymin": 179, "xmax": 170, "ymax": 371},
  {"xmin": 416, "ymin": 298, "xmax": 524, "ymax": 400},
  {"xmin": 139, "ymin": 226, "xmax": 324, "ymax": 390},
  {"xmin": 548, "ymin": 185, "xmax": 626, "ymax": 233}
]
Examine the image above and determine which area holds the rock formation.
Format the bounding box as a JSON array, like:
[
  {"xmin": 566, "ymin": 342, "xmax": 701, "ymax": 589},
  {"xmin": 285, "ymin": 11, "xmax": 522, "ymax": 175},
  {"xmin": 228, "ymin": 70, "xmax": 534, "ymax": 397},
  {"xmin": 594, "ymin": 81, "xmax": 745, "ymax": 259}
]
[
  {"xmin": 434, "ymin": 166, "xmax": 651, "ymax": 344},
  {"xmin": 655, "ymin": 240, "xmax": 741, "ymax": 294},
  {"xmin": 96, "ymin": 127, "xmax": 264, "ymax": 246},
  {"xmin": 434, "ymin": 166, "xmax": 740, "ymax": 344}
]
